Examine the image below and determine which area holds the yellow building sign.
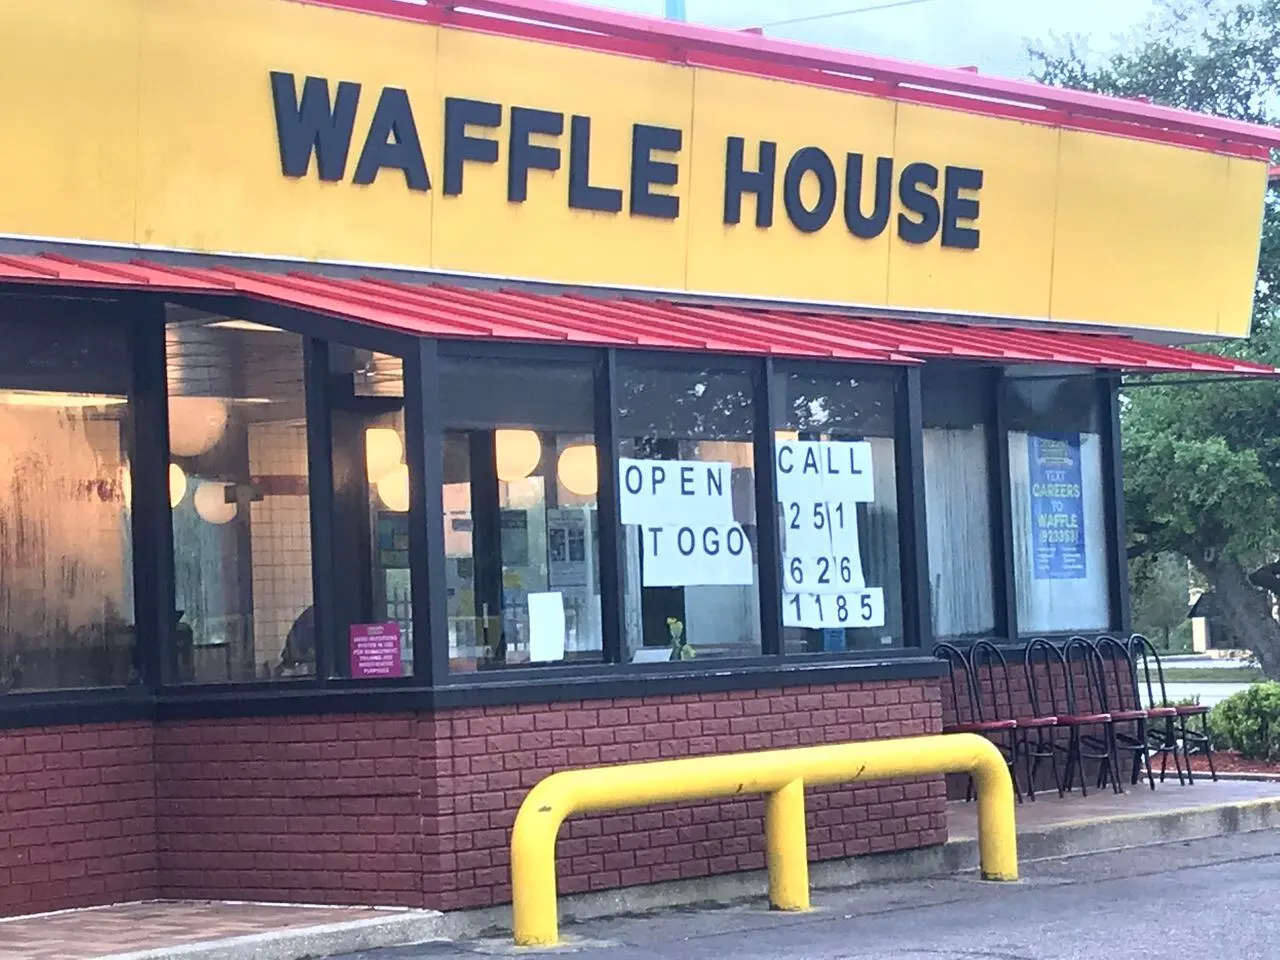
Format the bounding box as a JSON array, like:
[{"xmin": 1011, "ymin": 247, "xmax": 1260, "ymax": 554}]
[{"xmin": 0, "ymin": 0, "xmax": 1268, "ymax": 336}]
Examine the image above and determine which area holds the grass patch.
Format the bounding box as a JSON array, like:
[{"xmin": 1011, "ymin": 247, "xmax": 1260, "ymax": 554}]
[{"xmin": 1159, "ymin": 667, "xmax": 1264, "ymax": 683}]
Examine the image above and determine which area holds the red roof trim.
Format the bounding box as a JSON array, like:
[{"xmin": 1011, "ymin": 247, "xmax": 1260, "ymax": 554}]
[
  {"xmin": 0, "ymin": 253, "xmax": 1271, "ymax": 377},
  {"xmin": 291, "ymin": 0, "xmax": 1280, "ymax": 160}
]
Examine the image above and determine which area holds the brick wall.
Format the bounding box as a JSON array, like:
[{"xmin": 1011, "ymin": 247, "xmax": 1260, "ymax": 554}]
[
  {"xmin": 0, "ymin": 721, "xmax": 156, "ymax": 916},
  {"xmin": 1, "ymin": 676, "xmax": 947, "ymax": 917},
  {"xmin": 421, "ymin": 679, "xmax": 945, "ymax": 911},
  {"xmin": 154, "ymin": 714, "xmax": 423, "ymax": 907}
]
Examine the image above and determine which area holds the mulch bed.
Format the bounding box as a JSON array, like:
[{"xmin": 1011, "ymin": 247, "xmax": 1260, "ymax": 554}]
[{"xmin": 1186, "ymin": 750, "xmax": 1280, "ymax": 777}]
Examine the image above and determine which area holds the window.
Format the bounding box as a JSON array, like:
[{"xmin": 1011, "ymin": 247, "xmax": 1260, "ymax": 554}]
[
  {"xmin": 167, "ymin": 309, "xmax": 314, "ymax": 683},
  {"xmin": 441, "ymin": 356, "xmax": 602, "ymax": 670},
  {"xmin": 0, "ymin": 302, "xmax": 137, "ymax": 692},
  {"xmin": 922, "ymin": 373, "xmax": 995, "ymax": 638},
  {"xmin": 774, "ymin": 369, "xmax": 901, "ymax": 652},
  {"xmin": 328, "ymin": 346, "xmax": 414, "ymax": 678},
  {"xmin": 1006, "ymin": 373, "xmax": 1109, "ymax": 634},
  {"xmin": 617, "ymin": 361, "xmax": 760, "ymax": 660}
]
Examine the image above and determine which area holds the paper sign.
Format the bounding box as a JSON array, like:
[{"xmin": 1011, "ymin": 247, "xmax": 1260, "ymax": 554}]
[
  {"xmin": 640, "ymin": 522, "xmax": 755, "ymax": 586},
  {"xmin": 782, "ymin": 588, "xmax": 885, "ymax": 629},
  {"xmin": 349, "ymin": 622, "xmax": 403, "ymax": 678},
  {"xmin": 783, "ymin": 551, "xmax": 866, "ymax": 594},
  {"xmin": 528, "ymin": 591, "xmax": 567, "ymax": 663},
  {"xmin": 619, "ymin": 458, "xmax": 734, "ymax": 526},
  {"xmin": 775, "ymin": 439, "xmax": 874, "ymax": 504},
  {"xmin": 1028, "ymin": 433, "xmax": 1087, "ymax": 581},
  {"xmin": 779, "ymin": 498, "xmax": 862, "ymax": 558}
]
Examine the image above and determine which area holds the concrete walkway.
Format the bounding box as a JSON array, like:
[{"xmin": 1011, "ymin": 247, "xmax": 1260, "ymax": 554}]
[{"xmin": 5, "ymin": 779, "xmax": 1279, "ymax": 960}]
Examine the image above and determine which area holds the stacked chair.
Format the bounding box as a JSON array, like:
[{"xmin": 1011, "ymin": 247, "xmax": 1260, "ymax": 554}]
[{"xmin": 935, "ymin": 633, "xmax": 1217, "ymax": 801}]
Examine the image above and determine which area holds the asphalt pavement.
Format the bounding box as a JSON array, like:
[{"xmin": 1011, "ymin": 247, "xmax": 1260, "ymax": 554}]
[{"xmin": 339, "ymin": 829, "xmax": 1280, "ymax": 959}]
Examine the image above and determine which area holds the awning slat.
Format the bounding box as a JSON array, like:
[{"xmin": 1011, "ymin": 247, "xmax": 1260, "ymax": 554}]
[{"xmin": 0, "ymin": 254, "xmax": 1271, "ymax": 377}]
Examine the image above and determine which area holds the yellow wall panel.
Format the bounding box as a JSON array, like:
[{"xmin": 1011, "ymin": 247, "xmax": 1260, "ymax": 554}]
[
  {"xmin": 135, "ymin": 0, "xmax": 437, "ymax": 265},
  {"xmin": 1214, "ymin": 157, "xmax": 1268, "ymax": 336},
  {"xmin": 0, "ymin": 0, "xmax": 141, "ymax": 244},
  {"xmin": 0, "ymin": 0, "xmax": 1266, "ymax": 340},
  {"xmin": 685, "ymin": 69, "xmax": 898, "ymax": 305},
  {"xmin": 887, "ymin": 104, "xmax": 1059, "ymax": 319},
  {"xmin": 430, "ymin": 30, "xmax": 692, "ymax": 289},
  {"xmin": 1049, "ymin": 132, "xmax": 1229, "ymax": 333}
]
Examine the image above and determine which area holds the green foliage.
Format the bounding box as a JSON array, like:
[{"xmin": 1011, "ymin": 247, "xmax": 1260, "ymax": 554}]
[
  {"xmin": 1030, "ymin": 2, "xmax": 1280, "ymax": 675},
  {"xmin": 1209, "ymin": 681, "xmax": 1280, "ymax": 757},
  {"xmin": 1130, "ymin": 553, "xmax": 1194, "ymax": 646}
]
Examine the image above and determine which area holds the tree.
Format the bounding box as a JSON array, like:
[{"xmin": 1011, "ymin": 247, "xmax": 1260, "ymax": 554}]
[
  {"xmin": 1030, "ymin": 0, "xmax": 1280, "ymax": 675},
  {"xmin": 1131, "ymin": 552, "xmax": 1196, "ymax": 649}
]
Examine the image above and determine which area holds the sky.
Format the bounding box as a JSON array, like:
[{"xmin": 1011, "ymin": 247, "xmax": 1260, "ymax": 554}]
[{"xmin": 570, "ymin": 0, "xmax": 1165, "ymax": 78}]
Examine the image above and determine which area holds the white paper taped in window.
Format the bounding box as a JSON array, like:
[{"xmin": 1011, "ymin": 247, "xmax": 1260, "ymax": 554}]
[
  {"xmin": 619, "ymin": 458, "xmax": 735, "ymax": 527},
  {"xmin": 775, "ymin": 439, "xmax": 874, "ymax": 505},
  {"xmin": 528, "ymin": 591, "xmax": 567, "ymax": 662},
  {"xmin": 782, "ymin": 587, "xmax": 885, "ymax": 629},
  {"xmin": 640, "ymin": 522, "xmax": 755, "ymax": 587}
]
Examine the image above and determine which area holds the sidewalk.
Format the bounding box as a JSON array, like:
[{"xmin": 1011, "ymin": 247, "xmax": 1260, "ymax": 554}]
[{"xmin": 4, "ymin": 779, "xmax": 1279, "ymax": 960}]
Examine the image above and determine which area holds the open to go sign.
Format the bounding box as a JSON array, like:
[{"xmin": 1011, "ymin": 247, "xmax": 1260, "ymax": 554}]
[{"xmin": 620, "ymin": 458, "xmax": 754, "ymax": 587}]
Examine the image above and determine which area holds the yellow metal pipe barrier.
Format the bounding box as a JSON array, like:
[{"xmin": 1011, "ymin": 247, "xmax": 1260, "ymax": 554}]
[{"xmin": 510, "ymin": 732, "xmax": 1016, "ymax": 946}]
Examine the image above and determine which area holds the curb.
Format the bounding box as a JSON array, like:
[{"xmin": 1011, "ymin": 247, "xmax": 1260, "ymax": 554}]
[
  {"xmin": 87, "ymin": 792, "xmax": 1280, "ymax": 959},
  {"xmin": 95, "ymin": 911, "xmax": 451, "ymax": 960}
]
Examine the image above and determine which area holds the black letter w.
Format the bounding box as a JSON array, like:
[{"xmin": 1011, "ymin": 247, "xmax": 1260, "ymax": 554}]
[{"xmin": 270, "ymin": 71, "xmax": 361, "ymax": 182}]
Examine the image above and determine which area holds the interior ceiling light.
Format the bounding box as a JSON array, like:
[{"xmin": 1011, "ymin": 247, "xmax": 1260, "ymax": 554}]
[
  {"xmin": 0, "ymin": 390, "xmax": 127, "ymax": 407},
  {"xmin": 205, "ymin": 319, "xmax": 286, "ymax": 333}
]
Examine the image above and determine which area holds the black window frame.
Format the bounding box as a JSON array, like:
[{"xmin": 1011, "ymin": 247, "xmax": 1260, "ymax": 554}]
[{"xmin": 0, "ymin": 287, "xmax": 1131, "ymax": 724}]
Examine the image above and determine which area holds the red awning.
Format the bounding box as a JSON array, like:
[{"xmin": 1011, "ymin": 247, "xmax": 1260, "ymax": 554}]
[{"xmin": 0, "ymin": 253, "xmax": 1272, "ymax": 377}]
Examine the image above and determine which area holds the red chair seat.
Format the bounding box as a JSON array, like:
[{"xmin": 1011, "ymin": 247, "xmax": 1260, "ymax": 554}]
[
  {"xmin": 945, "ymin": 720, "xmax": 1018, "ymax": 734},
  {"xmin": 1014, "ymin": 715, "xmax": 1058, "ymax": 728},
  {"xmin": 1145, "ymin": 707, "xmax": 1179, "ymax": 718},
  {"xmin": 1176, "ymin": 704, "xmax": 1210, "ymax": 716},
  {"xmin": 1057, "ymin": 713, "xmax": 1111, "ymax": 725},
  {"xmin": 1111, "ymin": 709, "xmax": 1147, "ymax": 722}
]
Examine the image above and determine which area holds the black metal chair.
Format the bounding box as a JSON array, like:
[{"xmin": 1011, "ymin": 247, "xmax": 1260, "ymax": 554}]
[
  {"xmin": 1062, "ymin": 637, "xmax": 1124, "ymax": 795},
  {"xmin": 1024, "ymin": 638, "xmax": 1116, "ymax": 797},
  {"xmin": 933, "ymin": 642, "xmax": 1020, "ymax": 802},
  {"xmin": 1094, "ymin": 635, "xmax": 1162, "ymax": 790},
  {"xmin": 1129, "ymin": 634, "xmax": 1215, "ymax": 783},
  {"xmin": 970, "ymin": 639, "xmax": 1059, "ymax": 800}
]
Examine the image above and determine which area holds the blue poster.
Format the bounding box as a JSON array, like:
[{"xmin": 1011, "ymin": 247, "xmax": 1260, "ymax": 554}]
[{"xmin": 1028, "ymin": 433, "xmax": 1086, "ymax": 580}]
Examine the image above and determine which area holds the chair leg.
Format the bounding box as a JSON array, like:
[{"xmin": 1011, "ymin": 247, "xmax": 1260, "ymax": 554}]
[
  {"xmin": 1180, "ymin": 717, "xmax": 1196, "ymax": 785},
  {"xmin": 1048, "ymin": 742, "xmax": 1064, "ymax": 799},
  {"xmin": 1071, "ymin": 734, "xmax": 1089, "ymax": 798},
  {"xmin": 1140, "ymin": 723, "xmax": 1157, "ymax": 791},
  {"xmin": 1200, "ymin": 714, "xmax": 1218, "ymax": 782},
  {"xmin": 1021, "ymin": 731, "xmax": 1037, "ymax": 802},
  {"xmin": 1107, "ymin": 724, "xmax": 1124, "ymax": 795}
]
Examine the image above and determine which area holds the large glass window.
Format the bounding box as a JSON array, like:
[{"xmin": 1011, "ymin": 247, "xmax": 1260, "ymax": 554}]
[
  {"xmin": 328, "ymin": 346, "xmax": 414, "ymax": 679},
  {"xmin": 774, "ymin": 369, "xmax": 901, "ymax": 652},
  {"xmin": 0, "ymin": 304, "xmax": 136, "ymax": 692},
  {"xmin": 617, "ymin": 361, "xmax": 760, "ymax": 660},
  {"xmin": 922, "ymin": 373, "xmax": 996, "ymax": 638},
  {"xmin": 167, "ymin": 310, "xmax": 314, "ymax": 683},
  {"xmin": 441, "ymin": 357, "xmax": 601, "ymax": 670},
  {"xmin": 1007, "ymin": 373, "xmax": 1110, "ymax": 634}
]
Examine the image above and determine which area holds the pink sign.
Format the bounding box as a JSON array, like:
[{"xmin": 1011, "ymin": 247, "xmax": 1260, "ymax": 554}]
[{"xmin": 349, "ymin": 622, "xmax": 403, "ymax": 678}]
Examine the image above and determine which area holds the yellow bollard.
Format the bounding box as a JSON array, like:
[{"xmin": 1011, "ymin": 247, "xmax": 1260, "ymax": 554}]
[
  {"xmin": 510, "ymin": 732, "xmax": 1017, "ymax": 946},
  {"xmin": 765, "ymin": 778, "xmax": 810, "ymax": 911}
]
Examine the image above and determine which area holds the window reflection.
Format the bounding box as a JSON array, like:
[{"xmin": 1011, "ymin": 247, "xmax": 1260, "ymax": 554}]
[
  {"xmin": 329, "ymin": 347, "xmax": 413, "ymax": 678},
  {"xmin": 1006, "ymin": 373, "xmax": 1109, "ymax": 634},
  {"xmin": 0, "ymin": 307, "xmax": 136, "ymax": 691},
  {"xmin": 441, "ymin": 358, "xmax": 602, "ymax": 670},
  {"xmin": 617, "ymin": 363, "xmax": 761, "ymax": 660},
  {"xmin": 167, "ymin": 310, "xmax": 314, "ymax": 683},
  {"xmin": 922, "ymin": 374, "xmax": 995, "ymax": 638},
  {"xmin": 774, "ymin": 370, "xmax": 901, "ymax": 652}
]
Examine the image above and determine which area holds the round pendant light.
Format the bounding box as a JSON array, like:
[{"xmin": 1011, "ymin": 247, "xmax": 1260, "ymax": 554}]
[
  {"xmin": 168, "ymin": 463, "xmax": 187, "ymax": 508},
  {"xmin": 168, "ymin": 396, "xmax": 229, "ymax": 457},
  {"xmin": 376, "ymin": 463, "xmax": 411, "ymax": 512},
  {"xmin": 193, "ymin": 481, "xmax": 237, "ymax": 524},
  {"xmin": 557, "ymin": 444, "xmax": 598, "ymax": 497},
  {"xmin": 495, "ymin": 429, "xmax": 542, "ymax": 482},
  {"xmin": 365, "ymin": 427, "xmax": 404, "ymax": 482}
]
